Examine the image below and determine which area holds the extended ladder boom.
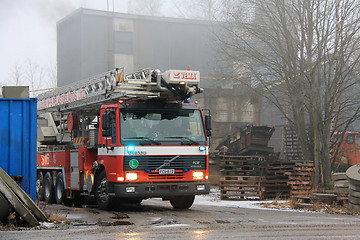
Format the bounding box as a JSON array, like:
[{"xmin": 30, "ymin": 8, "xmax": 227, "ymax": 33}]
[{"xmin": 37, "ymin": 68, "xmax": 202, "ymax": 113}]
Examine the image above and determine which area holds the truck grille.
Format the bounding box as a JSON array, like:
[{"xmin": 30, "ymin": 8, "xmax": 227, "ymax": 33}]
[{"xmin": 123, "ymin": 155, "xmax": 206, "ymax": 172}]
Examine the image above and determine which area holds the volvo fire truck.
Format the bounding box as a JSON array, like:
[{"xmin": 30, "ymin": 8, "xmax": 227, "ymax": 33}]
[{"xmin": 36, "ymin": 67, "xmax": 211, "ymax": 209}]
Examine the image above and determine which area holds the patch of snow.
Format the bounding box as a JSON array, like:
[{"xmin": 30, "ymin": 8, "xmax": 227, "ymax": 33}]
[
  {"xmin": 153, "ymin": 224, "xmax": 190, "ymax": 228},
  {"xmin": 40, "ymin": 222, "xmax": 56, "ymax": 228},
  {"xmin": 193, "ymin": 188, "xmax": 302, "ymax": 212}
]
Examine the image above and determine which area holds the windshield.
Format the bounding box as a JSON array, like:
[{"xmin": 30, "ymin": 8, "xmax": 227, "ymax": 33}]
[{"xmin": 120, "ymin": 108, "xmax": 207, "ymax": 145}]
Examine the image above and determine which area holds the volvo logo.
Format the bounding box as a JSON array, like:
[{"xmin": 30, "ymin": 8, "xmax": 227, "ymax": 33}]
[{"xmin": 155, "ymin": 156, "xmax": 179, "ymax": 171}]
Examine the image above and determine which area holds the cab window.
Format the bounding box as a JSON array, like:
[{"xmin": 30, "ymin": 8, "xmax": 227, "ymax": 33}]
[
  {"xmin": 346, "ymin": 135, "xmax": 354, "ymax": 144},
  {"xmin": 356, "ymin": 135, "xmax": 360, "ymax": 147}
]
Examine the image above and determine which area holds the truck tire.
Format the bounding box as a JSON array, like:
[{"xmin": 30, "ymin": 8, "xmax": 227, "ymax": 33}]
[
  {"xmin": 169, "ymin": 195, "xmax": 195, "ymax": 209},
  {"xmin": 95, "ymin": 170, "xmax": 115, "ymax": 209},
  {"xmin": 36, "ymin": 172, "xmax": 44, "ymax": 201},
  {"xmin": 55, "ymin": 172, "xmax": 65, "ymax": 204},
  {"xmin": 44, "ymin": 171, "xmax": 55, "ymax": 203}
]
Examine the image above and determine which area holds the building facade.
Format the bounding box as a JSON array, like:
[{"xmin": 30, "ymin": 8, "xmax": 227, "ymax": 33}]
[{"xmin": 57, "ymin": 8, "xmax": 220, "ymax": 87}]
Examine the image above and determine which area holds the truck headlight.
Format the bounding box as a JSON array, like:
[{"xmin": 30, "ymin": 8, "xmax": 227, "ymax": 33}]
[
  {"xmin": 126, "ymin": 173, "xmax": 138, "ymax": 181},
  {"xmin": 193, "ymin": 171, "xmax": 204, "ymax": 180}
]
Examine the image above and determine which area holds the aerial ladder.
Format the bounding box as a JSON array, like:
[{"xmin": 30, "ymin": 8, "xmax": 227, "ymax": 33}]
[
  {"xmin": 37, "ymin": 67, "xmax": 202, "ymax": 112},
  {"xmin": 37, "ymin": 68, "xmax": 202, "ymax": 148}
]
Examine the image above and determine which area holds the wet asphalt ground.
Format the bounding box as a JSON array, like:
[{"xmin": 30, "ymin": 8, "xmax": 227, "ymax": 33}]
[{"xmin": 2, "ymin": 195, "xmax": 360, "ymax": 240}]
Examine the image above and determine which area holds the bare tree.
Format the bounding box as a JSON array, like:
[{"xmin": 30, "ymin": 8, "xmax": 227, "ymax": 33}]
[
  {"xmin": 47, "ymin": 62, "xmax": 57, "ymax": 88},
  {"xmin": 127, "ymin": 0, "xmax": 163, "ymax": 16},
  {"xmin": 216, "ymin": 0, "xmax": 360, "ymax": 190},
  {"xmin": 11, "ymin": 64, "xmax": 23, "ymax": 86},
  {"xmin": 171, "ymin": 0, "xmax": 222, "ymax": 20},
  {"xmin": 26, "ymin": 60, "xmax": 45, "ymax": 97}
]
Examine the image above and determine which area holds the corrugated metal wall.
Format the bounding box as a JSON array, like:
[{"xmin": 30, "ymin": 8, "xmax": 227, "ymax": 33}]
[{"xmin": 0, "ymin": 98, "xmax": 37, "ymax": 200}]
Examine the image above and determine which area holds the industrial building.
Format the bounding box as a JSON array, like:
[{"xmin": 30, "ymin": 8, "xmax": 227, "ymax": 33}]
[{"xmin": 57, "ymin": 8, "xmax": 223, "ymax": 88}]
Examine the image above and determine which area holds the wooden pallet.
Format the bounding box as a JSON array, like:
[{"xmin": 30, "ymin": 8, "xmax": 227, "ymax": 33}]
[
  {"xmin": 220, "ymin": 155, "xmax": 265, "ymax": 200},
  {"xmin": 263, "ymin": 161, "xmax": 293, "ymax": 199}
]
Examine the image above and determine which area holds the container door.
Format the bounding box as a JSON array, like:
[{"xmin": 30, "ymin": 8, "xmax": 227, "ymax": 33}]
[{"xmin": 70, "ymin": 151, "xmax": 80, "ymax": 189}]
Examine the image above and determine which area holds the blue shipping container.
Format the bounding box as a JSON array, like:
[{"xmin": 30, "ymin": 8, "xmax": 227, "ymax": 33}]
[{"xmin": 0, "ymin": 98, "xmax": 37, "ymax": 201}]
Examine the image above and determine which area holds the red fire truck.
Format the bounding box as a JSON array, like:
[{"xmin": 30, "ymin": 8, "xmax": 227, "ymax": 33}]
[
  {"xmin": 331, "ymin": 132, "xmax": 360, "ymax": 172},
  {"xmin": 36, "ymin": 68, "xmax": 211, "ymax": 209}
]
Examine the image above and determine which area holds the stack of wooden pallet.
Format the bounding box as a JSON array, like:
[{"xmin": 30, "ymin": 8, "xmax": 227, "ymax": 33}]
[
  {"xmin": 263, "ymin": 161, "xmax": 295, "ymax": 199},
  {"xmin": 285, "ymin": 162, "xmax": 314, "ymax": 197},
  {"xmin": 220, "ymin": 155, "xmax": 265, "ymax": 200},
  {"xmin": 283, "ymin": 126, "xmax": 304, "ymax": 161}
]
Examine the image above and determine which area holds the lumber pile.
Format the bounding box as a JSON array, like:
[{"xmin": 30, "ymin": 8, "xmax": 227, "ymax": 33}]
[
  {"xmin": 220, "ymin": 155, "xmax": 265, "ymax": 200},
  {"xmin": 285, "ymin": 162, "xmax": 314, "ymax": 197},
  {"xmin": 263, "ymin": 161, "xmax": 294, "ymax": 199},
  {"xmin": 263, "ymin": 162, "xmax": 314, "ymax": 199}
]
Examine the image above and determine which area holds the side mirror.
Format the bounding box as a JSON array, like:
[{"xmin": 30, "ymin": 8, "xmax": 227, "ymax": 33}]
[
  {"xmin": 102, "ymin": 112, "xmax": 109, "ymax": 130},
  {"xmin": 102, "ymin": 111, "xmax": 114, "ymax": 137},
  {"xmin": 205, "ymin": 115, "xmax": 212, "ymax": 137}
]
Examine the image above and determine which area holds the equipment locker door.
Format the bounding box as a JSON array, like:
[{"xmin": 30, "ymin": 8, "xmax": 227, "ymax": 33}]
[{"xmin": 70, "ymin": 151, "xmax": 80, "ymax": 189}]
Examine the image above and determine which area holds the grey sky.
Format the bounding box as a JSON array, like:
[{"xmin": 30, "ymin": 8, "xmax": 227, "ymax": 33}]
[
  {"xmin": 0, "ymin": 0, "xmax": 128, "ymax": 87},
  {"xmin": 0, "ymin": 0, "xmax": 206, "ymax": 90}
]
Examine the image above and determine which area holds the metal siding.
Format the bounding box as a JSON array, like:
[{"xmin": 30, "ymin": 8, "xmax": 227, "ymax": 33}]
[
  {"xmin": 0, "ymin": 98, "xmax": 37, "ymax": 201},
  {"xmin": 57, "ymin": 12, "xmax": 82, "ymax": 87}
]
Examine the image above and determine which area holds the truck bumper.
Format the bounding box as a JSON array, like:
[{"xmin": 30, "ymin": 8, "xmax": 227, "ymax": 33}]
[{"xmin": 109, "ymin": 181, "xmax": 210, "ymax": 198}]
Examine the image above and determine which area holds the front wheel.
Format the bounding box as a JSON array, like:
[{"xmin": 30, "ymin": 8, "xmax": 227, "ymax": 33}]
[
  {"xmin": 95, "ymin": 170, "xmax": 115, "ymax": 209},
  {"xmin": 169, "ymin": 195, "xmax": 195, "ymax": 209}
]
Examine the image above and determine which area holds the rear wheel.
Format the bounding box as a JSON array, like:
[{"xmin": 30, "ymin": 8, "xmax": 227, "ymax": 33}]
[
  {"xmin": 44, "ymin": 172, "xmax": 55, "ymax": 203},
  {"xmin": 95, "ymin": 170, "xmax": 115, "ymax": 209},
  {"xmin": 169, "ymin": 195, "xmax": 195, "ymax": 209},
  {"xmin": 36, "ymin": 172, "xmax": 44, "ymax": 201},
  {"xmin": 55, "ymin": 172, "xmax": 65, "ymax": 204}
]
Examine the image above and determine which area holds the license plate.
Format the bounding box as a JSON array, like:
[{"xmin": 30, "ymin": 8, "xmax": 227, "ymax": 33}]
[{"xmin": 159, "ymin": 169, "xmax": 175, "ymax": 174}]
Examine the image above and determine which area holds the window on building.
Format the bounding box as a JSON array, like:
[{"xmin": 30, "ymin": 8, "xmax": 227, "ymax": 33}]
[{"xmin": 113, "ymin": 19, "xmax": 133, "ymax": 32}]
